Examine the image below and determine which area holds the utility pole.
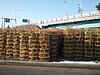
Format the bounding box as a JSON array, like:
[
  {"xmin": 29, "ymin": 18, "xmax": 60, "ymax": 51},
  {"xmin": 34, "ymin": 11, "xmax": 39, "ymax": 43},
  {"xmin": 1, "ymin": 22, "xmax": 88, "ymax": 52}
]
[
  {"xmin": 28, "ymin": 20, "xmax": 30, "ymax": 25},
  {"xmin": 15, "ymin": 10, "xmax": 20, "ymax": 26},
  {"xmin": 1, "ymin": 17, "xmax": 3, "ymax": 28},
  {"xmin": 3, "ymin": 18, "xmax": 5, "ymax": 28},
  {"xmin": 78, "ymin": 0, "xmax": 83, "ymax": 14},
  {"xmin": 64, "ymin": 0, "xmax": 68, "ymax": 18}
]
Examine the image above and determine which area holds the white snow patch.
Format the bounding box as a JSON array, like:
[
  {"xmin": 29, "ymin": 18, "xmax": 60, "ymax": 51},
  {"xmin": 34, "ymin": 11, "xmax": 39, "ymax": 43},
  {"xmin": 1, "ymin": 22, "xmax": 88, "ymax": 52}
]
[{"xmin": 59, "ymin": 61, "xmax": 96, "ymax": 64}]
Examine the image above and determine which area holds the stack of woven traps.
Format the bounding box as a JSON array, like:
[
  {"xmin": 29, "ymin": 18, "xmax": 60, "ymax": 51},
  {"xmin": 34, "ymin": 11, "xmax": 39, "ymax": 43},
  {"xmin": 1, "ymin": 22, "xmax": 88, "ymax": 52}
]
[
  {"xmin": 29, "ymin": 30, "xmax": 40, "ymax": 62},
  {"xmin": 20, "ymin": 30, "xmax": 29, "ymax": 61},
  {"xmin": 56, "ymin": 29, "xmax": 63, "ymax": 59},
  {"xmin": 63, "ymin": 27, "xmax": 74, "ymax": 60},
  {"xmin": 73, "ymin": 29, "xmax": 84, "ymax": 61},
  {"xmin": 47, "ymin": 28, "xmax": 59, "ymax": 61},
  {"xmin": 48, "ymin": 28, "xmax": 63, "ymax": 61},
  {"xmin": 0, "ymin": 29, "xmax": 6, "ymax": 60},
  {"xmin": 39, "ymin": 29, "xmax": 50, "ymax": 62},
  {"xmin": 84, "ymin": 28, "xmax": 95, "ymax": 61},
  {"xmin": 6, "ymin": 29, "xmax": 14, "ymax": 60},
  {"xmin": 13, "ymin": 30, "xmax": 20, "ymax": 60},
  {"xmin": 94, "ymin": 28, "xmax": 100, "ymax": 61}
]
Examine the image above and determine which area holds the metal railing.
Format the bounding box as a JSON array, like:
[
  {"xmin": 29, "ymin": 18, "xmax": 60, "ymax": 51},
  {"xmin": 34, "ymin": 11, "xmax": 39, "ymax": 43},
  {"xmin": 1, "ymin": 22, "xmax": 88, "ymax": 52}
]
[{"xmin": 38, "ymin": 11, "xmax": 100, "ymax": 26}]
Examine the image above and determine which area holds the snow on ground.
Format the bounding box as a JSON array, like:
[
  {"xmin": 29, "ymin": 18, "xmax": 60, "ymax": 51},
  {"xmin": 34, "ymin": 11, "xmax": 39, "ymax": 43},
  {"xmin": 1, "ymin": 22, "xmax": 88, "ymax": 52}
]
[{"xmin": 59, "ymin": 61, "xmax": 96, "ymax": 64}]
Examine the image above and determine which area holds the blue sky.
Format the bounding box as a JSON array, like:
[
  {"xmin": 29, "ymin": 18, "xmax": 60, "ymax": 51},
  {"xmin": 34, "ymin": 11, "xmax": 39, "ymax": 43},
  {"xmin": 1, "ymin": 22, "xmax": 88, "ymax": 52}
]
[{"xmin": 0, "ymin": 0, "xmax": 100, "ymax": 27}]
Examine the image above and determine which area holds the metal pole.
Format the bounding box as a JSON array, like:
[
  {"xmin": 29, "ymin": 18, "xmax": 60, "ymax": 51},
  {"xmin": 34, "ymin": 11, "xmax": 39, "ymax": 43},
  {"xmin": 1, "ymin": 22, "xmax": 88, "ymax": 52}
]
[
  {"xmin": 4, "ymin": 20, "xmax": 5, "ymax": 28},
  {"xmin": 1, "ymin": 17, "xmax": 3, "ymax": 28},
  {"xmin": 64, "ymin": 1, "xmax": 68, "ymax": 18},
  {"xmin": 28, "ymin": 20, "xmax": 30, "ymax": 25},
  {"xmin": 15, "ymin": 10, "xmax": 20, "ymax": 26},
  {"xmin": 15, "ymin": 11, "xmax": 16, "ymax": 25},
  {"xmin": 78, "ymin": 0, "xmax": 83, "ymax": 14}
]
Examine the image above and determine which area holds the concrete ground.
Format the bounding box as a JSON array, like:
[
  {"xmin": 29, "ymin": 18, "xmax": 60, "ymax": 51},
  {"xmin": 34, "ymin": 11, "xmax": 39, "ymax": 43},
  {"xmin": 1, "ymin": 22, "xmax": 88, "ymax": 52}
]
[
  {"xmin": 0, "ymin": 60, "xmax": 100, "ymax": 75},
  {"xmin": 0, "ymin": 65, "xmax": 100, "ymax": 75}
]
